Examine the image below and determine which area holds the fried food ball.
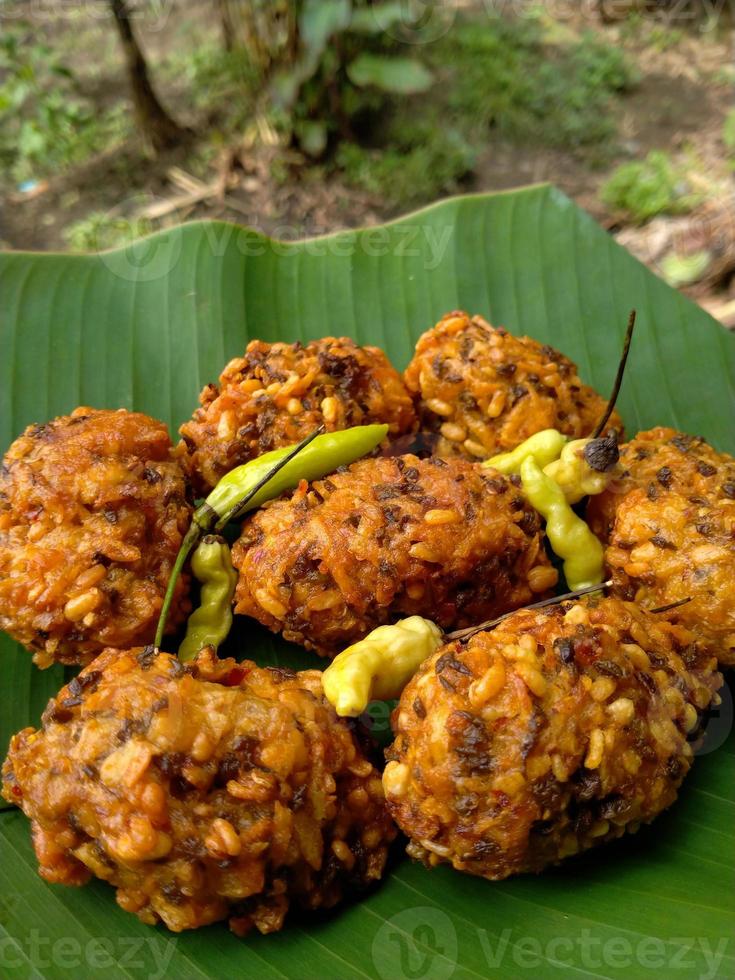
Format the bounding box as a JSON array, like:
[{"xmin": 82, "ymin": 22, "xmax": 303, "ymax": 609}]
[
  {"xmin": 232, "ymin": 454, "xmax": 558, "ymax": 658},
  {"xmin": 2, "ymin": 646, "xmax": 396, "ymax": 934},
  {"xmin": 178, "ymin": 337, "xmax": 417, "ymax": 494},
  {"xmin": 403, "ymin": 312, "xmax": 621, "ymax": 461},
  {"xmin": 587, "ymin": 428, "xmax": 735, "ymax": 666},
  {"xmin": 0, "ymin": 408, "xmax": 191, "ymax": 667},
  {"xmin": 383, "ymin": 596, "xmax": 721, "ymax": 880}
]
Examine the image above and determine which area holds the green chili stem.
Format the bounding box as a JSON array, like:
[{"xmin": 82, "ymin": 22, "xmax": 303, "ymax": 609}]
[
  {"xmin": 445, "ymin": 580, "xmax": 612, "ymax": 642},
  {"xmin": 205, "ymin": 422, "xmax": 388, "ymax": 529},
  {"xmin": 154, "ymin": 522, "xmax": 201, "ymax": 649},
  {"xmin": 648, "ymin": 596, "xmax": 693, "ymax": 614},
  {"xmin": 591, "ymin": 309, "xmax": 636, "ymax": 439},
  {"xmin": 214, "ymin": 426, "xmax": 324, "ymax": 530}
]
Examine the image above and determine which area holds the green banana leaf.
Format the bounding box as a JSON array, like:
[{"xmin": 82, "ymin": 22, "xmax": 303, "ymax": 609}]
[{"xmin": 0, "ymin": 185, "xmax": 733, "ymax": 980}]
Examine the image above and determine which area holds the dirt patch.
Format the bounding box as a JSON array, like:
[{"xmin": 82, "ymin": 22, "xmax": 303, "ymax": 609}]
[{"xmin": 2, "ymin": 7, "xmax": 734, "ymax": 322}]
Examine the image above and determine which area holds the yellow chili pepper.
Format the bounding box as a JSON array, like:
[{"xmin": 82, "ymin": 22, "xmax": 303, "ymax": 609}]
[
  {"xmin": 178, "ymin": 535, "xmax": 238, "ymax": 662},
  {"xmin": 484, "ymin": 429, "xmax": 568, "ymax": 475},
  {"xmin": 322, "ymin": 617, "xmax": 444, "ymax": 717},
  {"xmin": 520, "ymin": 457, "xmax": 604, "ymax": 591},
  {"xmin": 544, "ymin": 439, "xmax": 613, "ymax": 504},
  {"xmin": 486, "ymin": 428, "xmax": 619, "ymax": 504}
]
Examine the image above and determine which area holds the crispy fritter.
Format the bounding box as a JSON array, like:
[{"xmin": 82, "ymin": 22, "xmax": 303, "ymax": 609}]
[
  {"xmin": 178, "ymin": 337, "xmax": 417, "ymax": 494},
  {"xmin": 587, "ymin": 427, "xmax": 735, "ymax": 666},
  {"xmin": 383, "ymin": 597, "xmax": 721, "ymax": 880},
  {"xmin": 403, "ymin": 312, "xmax": 622, "ymax": 460},
  {"xmin": 0, "ymin": 408, "xmax": 191, "ymax": 667},
  {"xmin": 232, "ymin": 454, "xmax": 558, "ymax": 658},
  {"xmin": 2, "ymin": 646, "xmax": 395, "ymax": 934}
]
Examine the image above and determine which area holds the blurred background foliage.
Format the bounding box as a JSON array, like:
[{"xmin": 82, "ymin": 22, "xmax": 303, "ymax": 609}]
[{"xmin": 0, "ymin": 0, "xmax": 733, "ymax": 322}]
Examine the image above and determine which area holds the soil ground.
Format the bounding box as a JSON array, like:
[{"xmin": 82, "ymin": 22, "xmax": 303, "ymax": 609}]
[{"xmin": 1, "ymin": 5, "xmax": 733, "ymax": 322}]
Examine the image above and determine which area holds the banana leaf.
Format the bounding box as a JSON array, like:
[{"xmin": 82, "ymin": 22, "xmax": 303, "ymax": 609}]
[{"xmin": 0, "ymin": 186, "xmax": 733, "ymax": 979}]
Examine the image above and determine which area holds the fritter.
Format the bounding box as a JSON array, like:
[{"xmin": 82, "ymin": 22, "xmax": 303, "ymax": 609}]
[
  {"xmin": 403, "ymin": 311, "xmax": 622, "ymax": 460},
  {"xmin": 232, "ymin": 454, "xmax": 558, "ymax": 658},
  {"xmin": 587, "ymin": 427, "xmax": 735, "ymax": 666},
  {"xmin": 0, "ymin": 408, "xmax": 191, "ymax": 667},
  {"xmin": 383, "ymin": 596, "xmax": 721, "ymax": 880},
  {"xmin": 2, "ymin": 646, "xmax": 395, "ymax": 934},
  {"xmin": 178, "ymin": 337, "xmax": 417, "ymax": 494}
]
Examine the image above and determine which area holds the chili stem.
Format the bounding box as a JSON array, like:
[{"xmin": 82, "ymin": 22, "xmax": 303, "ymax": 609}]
[
  {"xmin": 444, "ymin": 580, "xmax": 612, "ymax": 642},
  {"xmin": 591, "ymin": 309, "xmax": 636, "ymax": 439},
  {"xmin": 648, "ymin": 596, "xmax": 693, "ymax": 614},
  {"xmin": 214, "ymin": 425, "xmax": 324, "ymax": 530},
  {"xmin": 154, "ymin": 522, "xmax": 201, "ymax": 649}
]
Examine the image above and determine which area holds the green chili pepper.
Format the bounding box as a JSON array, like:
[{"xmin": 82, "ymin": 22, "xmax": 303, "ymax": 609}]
[
  {"xmin": 520, "ymin": 456, "xmax": 604, "ymax": 591},
  {"xmin": 178, "ymin": 536, "xmax": 238, "ymax": 662},
  {"xmin": 484, "ymin": 429, "xmax": 568, "ymax": 475},
  {"xmin": 154, "ymin": 423, "xmax": 389, "ymax": 650},
  {"xmin": 202, "ymin": 423, "xmax": 389, "ymax": 529}
]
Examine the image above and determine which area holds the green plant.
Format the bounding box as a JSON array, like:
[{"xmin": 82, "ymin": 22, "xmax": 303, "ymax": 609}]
[
  {"xmin": 337, "ymin": 125, "xmax": 475, "ymax": 206},
  {"xmin": 601, "ymin": 150, "xmax": 700, "ymax": 222},
  {"xmin": 646, "ymin": 24, "xmax": 685, "ymax": 50},
  {"xmin": 160, "ymin": 40, "xmax": 257, "ymax": 129},
  {"xmin": 62, "ymin": 212, "xmax": 153, "ymax": 252},
  {"xmin": 267, "ymin": 0, "xmax": 434, "ymax": 156},
  {"xmin": 0, "ymin": 188, "xmax": 732, "ymax": 980},
  {"xmin": 438, "ymin": 18, "xmax": 638, "ymax": 150},
  {"xmin": 0, "ymin": 22, "xmax": 130, "ymax": 184}
]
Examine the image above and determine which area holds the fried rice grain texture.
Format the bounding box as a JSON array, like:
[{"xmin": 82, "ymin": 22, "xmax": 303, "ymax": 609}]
[
  {"xmin": 2, "ymin": 647, "xmax": 396, "ymax": 934},
  {"xmin": 0, "ymin": 408, "xmax": 191, "ymax": 667},
  {"xmin": 587, "ymin": 427, "xmax": 735, "ymax": 666},
  {"xmin": 178, "ymin": 337, "xmax": 417, "ymax": 494},
  {"xmin": 383, "ymin": 597, "xmax": 720, "ymax": 879},
  {"xmin": 404, "ymin": 312, "xmax": 622, "ymax": 460},
  {"xmin": 232, "ymin": 454, "xmax": 558, "ymax": 657}
]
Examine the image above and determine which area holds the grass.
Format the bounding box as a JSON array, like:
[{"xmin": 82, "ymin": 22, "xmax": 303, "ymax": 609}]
[
  {"xmin": 335, "ymin": 13, "xmax": 638, "ymax": 207},
  {"xmin": 63, "ymin": 211, "xmax": 154, "ymax": 252},
  {"xmin": 601, "ymin": 150, "xmax": 700, "ymax": 223},
  {"xmin": 434, "ymin": 16, "xmax": 638, "ymax": 150},
  {"xmin": 0, "ymin": 25, "xmax": 131, "ymax": 186},
  {"xmin": 336, "ymin": 125, "xmax": 476, "ymax": 207},
  {"xmin": 159, "ymin": 41, "xmax": 257, "ymax": 131}
]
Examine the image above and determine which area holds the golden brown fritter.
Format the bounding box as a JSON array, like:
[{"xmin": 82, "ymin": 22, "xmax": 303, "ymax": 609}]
[
  {"xmin": 0, "ymin": 408, "xmax": 191, "ymax": 667},
  {"xmin": 403, "ymin": 312, "xmax": 622, "ymax": 460},
  {"xmin": 383, "ymin": 596, "xmax": 721, "ymax": 880},
  {"xmin": 587, "ymin": 427, "xmax": 735, "ymax": 666},
  {"xmin": 2, "ymin": 646, "xmax": 396, "ymax": 935},
  {"xmin": 178, "ymin": 337, "xmax": 417, "ymax": 494},
  {"xmin": 232, "ymin": 454, "xmax": 558, "ymax": 658}
]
